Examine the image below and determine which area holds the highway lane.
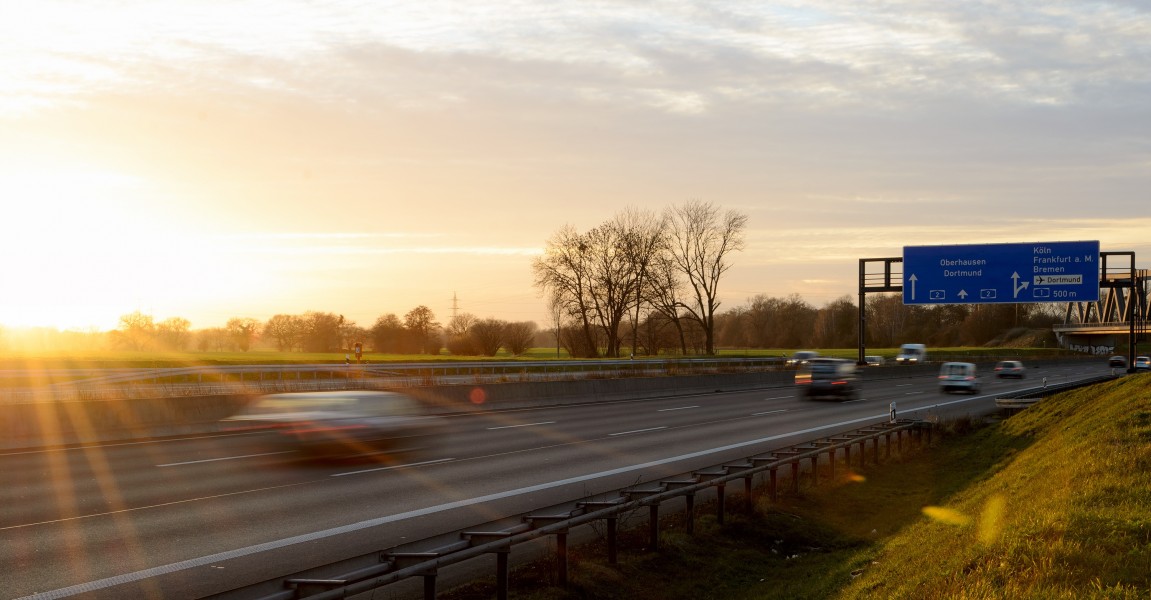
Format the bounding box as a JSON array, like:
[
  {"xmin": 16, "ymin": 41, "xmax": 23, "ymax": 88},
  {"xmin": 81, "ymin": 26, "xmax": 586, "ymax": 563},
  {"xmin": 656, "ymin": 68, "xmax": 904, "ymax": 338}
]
[{"xmin": 3, "ymin": 361, "xmax": 1109, "ymax": 599}]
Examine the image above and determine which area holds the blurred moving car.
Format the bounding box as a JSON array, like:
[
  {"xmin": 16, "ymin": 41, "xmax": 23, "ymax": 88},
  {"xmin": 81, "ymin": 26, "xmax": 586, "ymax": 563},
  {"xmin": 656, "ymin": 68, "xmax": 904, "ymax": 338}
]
[
  {"xmin": 939, "ymin": 362, "xmax": 981, "ymax": 394},
  {"xmin": 786, "ymin": 351, "xmax": 820, "ymax": 367},
  {"xmin": 1135, "ymin": 356, "xmax": 1151, "ymax": 371},
  {"xmin": 1108, "ymin": 356, "xmax": 1127, "ymax": 368},
  {"xmin": 864, "ymin": 355, "xmax": 885, "ymax": 366},
  {"xmin": 894, "ymin": 343, "xmax": 927, "ymax": 365},
  {"xmin": 795, "ymin": 358, "xmax": 859, "ymax": 400},
  {"xmin": 994, "ymin": 360, "xmax": 1025, "ymax": 378},
  {"xmin": 224, "ymin": 390, "xmax": 445, "ymax": 458}
]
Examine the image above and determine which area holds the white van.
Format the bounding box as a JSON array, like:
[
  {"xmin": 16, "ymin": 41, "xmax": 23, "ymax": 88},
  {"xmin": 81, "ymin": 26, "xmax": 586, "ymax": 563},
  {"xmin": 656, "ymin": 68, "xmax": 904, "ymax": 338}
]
[
  {"xmin": 895, "ymin": 343, "xmax": 927, "ymax": 365},
  {"xmin": 939, "ymin": 362, "xmax": 980, "ymax": 394}
]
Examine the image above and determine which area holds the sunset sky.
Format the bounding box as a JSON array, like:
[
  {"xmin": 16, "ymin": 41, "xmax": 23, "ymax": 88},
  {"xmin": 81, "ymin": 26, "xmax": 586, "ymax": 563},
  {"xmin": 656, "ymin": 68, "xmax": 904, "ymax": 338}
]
[{"xmin": 2, "ymin": 1, "xmax": 1149, "ymax": 332}]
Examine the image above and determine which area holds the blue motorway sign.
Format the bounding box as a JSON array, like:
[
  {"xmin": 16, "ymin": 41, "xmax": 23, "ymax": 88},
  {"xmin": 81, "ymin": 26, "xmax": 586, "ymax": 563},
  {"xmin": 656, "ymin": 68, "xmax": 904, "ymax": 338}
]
[{"xmin": 903, "ymin": 241, "xmax": 1100, "ymax": 305}]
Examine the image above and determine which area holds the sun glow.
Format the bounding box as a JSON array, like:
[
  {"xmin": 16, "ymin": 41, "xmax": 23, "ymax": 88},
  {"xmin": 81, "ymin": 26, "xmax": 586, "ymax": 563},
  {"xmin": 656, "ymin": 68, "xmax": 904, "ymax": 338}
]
[{"xmin": 0, "ymin": 163, "xmax": 246, "ymax": 330}]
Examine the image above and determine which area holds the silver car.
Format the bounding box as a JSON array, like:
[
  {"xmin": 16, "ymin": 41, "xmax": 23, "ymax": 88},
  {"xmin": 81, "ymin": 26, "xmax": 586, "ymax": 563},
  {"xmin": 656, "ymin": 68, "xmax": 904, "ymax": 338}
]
[
  {"xmin": 225, "ymin": 390, "xmax": 445, "ymax": 458},
  {"xmin": 939, "ymin": 362, "xmax": 981, "ymax": 394}
]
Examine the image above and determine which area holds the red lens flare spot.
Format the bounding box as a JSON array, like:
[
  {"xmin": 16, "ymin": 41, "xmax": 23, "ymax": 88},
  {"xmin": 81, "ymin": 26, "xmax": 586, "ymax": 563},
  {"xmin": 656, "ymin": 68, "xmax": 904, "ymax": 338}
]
[{"xmin": 469, "ymin": 387, "xmax": 487, "ymax": 405}]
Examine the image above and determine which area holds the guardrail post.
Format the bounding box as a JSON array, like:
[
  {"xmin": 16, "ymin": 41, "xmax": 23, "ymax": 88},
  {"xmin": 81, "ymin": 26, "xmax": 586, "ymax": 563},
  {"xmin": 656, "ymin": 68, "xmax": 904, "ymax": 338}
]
[
  {"xmin": 715, "ymin": 482, "xmax": 726, "ymax": 525},
  {"xmin": 809, "ymin": 455, "xmax": 820, "ymax": 486},
  {"xmin": 556, "ymin": 530, "xmax": 569, "ymax": 586},
  {"xmin": 496, "ymin": 549, "xmax": 510, "ymax": 600},
  {"xmin": 884, "ymin": 432, "xmax": 892, "ymax": 459},
  {"xmin": 872, "ymin": 436, "xmax": 880, "ymax": 464},
  {"xmin": 422, "ymin": 571, "xmax": 437, "ymax": 600},
  {"xmin": 769, "ymin": 468, "xmax": 778, "ymax": 501},
  {"xmin": 607, "ymin": 517, "xmax": 618, "ymax": 565},
  {"xmin": 827, "ymin": 447, "xmax": 836, "ymax": 479},
  {"xmin": 843, "ymin": 443, "xmax": 852, "ymax": 469},
  {"xmin": 648, "ymin": 504, "xmax": 660, "ymax": 550},
  {"xmin": 743, "ymin": 475, "xmax": 753, "ymax": 509},
  {"xmin": 790, "ymin": 462, "xmax": 800, "ymax": 494},
  {"xmin": 685, "ymin": 494, "xmax": 695, "ymax": 534}
]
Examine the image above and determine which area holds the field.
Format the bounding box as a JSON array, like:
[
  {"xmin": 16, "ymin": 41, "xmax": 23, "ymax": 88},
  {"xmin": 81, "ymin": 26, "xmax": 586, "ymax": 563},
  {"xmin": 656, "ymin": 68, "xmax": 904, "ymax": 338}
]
[{"xmin": 0, "ymin": 346, "xmax": 1082, "ymax": 371}]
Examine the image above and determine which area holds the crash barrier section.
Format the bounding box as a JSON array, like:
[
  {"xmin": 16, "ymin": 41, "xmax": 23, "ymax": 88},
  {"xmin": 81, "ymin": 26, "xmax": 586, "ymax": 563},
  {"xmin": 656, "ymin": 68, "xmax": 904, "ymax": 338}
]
[
  {"xmin": 994, "ymin": 373, "xmax": 1118, "ymax": 410},
  {"xmin": 0, "ymin": 357, "xmax": 1084, "ymax": 450},
  {"xmin": 0, "ymin": 361, "xmax": 943, "ymax": 450},
  {"xmin": 204, "ymin": 419, "xmax": 932, "ymax": 600}
]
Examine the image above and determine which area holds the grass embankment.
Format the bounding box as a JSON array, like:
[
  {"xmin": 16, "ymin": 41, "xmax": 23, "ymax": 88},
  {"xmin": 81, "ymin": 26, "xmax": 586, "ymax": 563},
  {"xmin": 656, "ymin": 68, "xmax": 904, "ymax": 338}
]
[{"xmin": 445, "ymin": 375, "xmax": 1151, "ymax": 600}]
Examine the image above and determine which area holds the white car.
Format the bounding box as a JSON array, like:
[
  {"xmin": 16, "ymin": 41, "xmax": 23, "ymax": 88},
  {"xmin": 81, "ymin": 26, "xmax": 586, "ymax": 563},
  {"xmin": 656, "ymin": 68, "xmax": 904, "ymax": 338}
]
[
  {"xmin": 994, "ymin": 360, "xmax": 1025, "ymax": 378},
  {"xmin": 939, "ymin": 362, "xmax": 981, "ymax": 394},
  {"xmin": 1135, "ymin": 356, "xmax": 1151, "ymax": 372}
]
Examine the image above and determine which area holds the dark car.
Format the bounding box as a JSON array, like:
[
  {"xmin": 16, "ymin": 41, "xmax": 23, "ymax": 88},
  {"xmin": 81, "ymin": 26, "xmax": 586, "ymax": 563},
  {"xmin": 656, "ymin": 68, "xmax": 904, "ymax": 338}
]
[
  {"xmin": 224, "ymin": 390, "xmax": 445, "ymax": 458},
  {"xmin": 786, "ymin": 350, "xmax": 820, "ymax": 367},
  {"xmin": 795, "ymin": 358, "xmax": 859, "ymax": 401},
  {"xmin": 1109, "ymin": 356, "xmax": 1127, "ymax": 368}
]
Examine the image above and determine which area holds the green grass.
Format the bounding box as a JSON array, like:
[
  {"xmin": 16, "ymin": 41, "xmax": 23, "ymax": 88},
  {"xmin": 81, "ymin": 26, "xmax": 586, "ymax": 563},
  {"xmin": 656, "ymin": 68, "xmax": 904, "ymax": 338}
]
[
  {"xmin": 0, "ymin": 344, "xmax": 1083, "ymax": 370},
  {"xmin": 443, "ymin": 375, "xmax": 1151, "ymax": 599}
]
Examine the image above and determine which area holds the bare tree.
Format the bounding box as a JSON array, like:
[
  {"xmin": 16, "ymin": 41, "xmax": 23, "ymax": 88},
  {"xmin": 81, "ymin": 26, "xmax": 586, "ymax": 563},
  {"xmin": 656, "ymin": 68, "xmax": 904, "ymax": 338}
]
[
  {"xmin": 666, "ymin": 200, "xmax": 748, "ymax": 355},
  {"xmin": 611, "ymin": 208, "xmax": 668, "ymax": 357},
  {"xmin": 156, "ymin": 317, "xmax": 191, "ymax": 351},
  {"xmin": 533, "ymin": 225, "xmax": 602, "ymax": 357},
  {"xmin": 195, "ymin": 327, "xmax": 230, "ymax": 352},
  {"xmin": 404, "ymin": 306, "xmax": 440, "ymax": 354},
  {"xmin": 533, "ymin": 211, "xmax": 663, "ymax": 358},
  {"xmin": 503, "ymin": 321, "xmax": 537, "ymax": 356},
  {"xmin": 301, "ymin": 311, "xmax": 345, "ymax": 353},
  {"xmin": 445, "ymin": 313, "xmax": 479, "ymax": 355},
  {"xmin": 226, "ymin": 317, "xmax": 260, "ymax": 352},
  {"xmin": 645, "ymin": 252, "xmax": 690, "ymax": 354},
  {"xmin": 113, "ymin": 311, "xmax": 155, "ymax": 351},
  {"xmin": 263, "ymin": 314, "xmax": 303, "ymax": 351},
  {"xmin": 370, "ymin": 314, "xmax": 405, "ymax": 354},
  {"xmin": 470, "ymin": 318, "xmax": 506, "ymax": 356}
]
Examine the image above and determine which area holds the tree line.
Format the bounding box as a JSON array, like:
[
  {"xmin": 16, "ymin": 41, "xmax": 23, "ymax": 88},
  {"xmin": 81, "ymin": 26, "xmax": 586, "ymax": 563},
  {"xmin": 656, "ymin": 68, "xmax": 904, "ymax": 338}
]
[
  {"xmin": 104, "ymin": 308, "xmax": 538, "ymax": 356},
  {"xmin": 533, "ymin": 200, "xmax": 748, "ymax": 357}
]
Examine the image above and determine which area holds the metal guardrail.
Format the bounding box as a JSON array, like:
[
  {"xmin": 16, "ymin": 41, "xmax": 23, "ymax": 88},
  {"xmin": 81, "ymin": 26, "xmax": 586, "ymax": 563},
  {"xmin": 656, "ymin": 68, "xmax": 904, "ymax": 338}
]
[
  {"xmin": 205, "ymin": 418, "xmax": 932, "ymax": 600},
  {"xmin": 994, "ymin": 373, "xmax": 1119, "ymax": 409},
  {"xmin": 0, "ymin": 359, "xmax": 793, "ymax": 404}
]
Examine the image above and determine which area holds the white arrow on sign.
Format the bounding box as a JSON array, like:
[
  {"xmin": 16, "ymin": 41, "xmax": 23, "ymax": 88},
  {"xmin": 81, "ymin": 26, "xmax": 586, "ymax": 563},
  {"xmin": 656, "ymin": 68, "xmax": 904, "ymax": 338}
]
[
  {"xmin": 909, "ymin": 274, "xmax": 918, "ymax": 300},
  {"xmin": 957, "ymin": 289, "xmax": 968, "ymax": 300},
  {"xmin": 1011, "ymin": 271, "xmax": 1029, "ymax": 298}
]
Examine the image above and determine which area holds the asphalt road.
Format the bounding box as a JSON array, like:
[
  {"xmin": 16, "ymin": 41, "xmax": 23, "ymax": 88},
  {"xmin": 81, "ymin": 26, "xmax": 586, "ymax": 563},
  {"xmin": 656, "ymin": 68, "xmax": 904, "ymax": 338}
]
[{"xmin": 2, "ymin": 361, "xmax": 1109, "ymax": 599}]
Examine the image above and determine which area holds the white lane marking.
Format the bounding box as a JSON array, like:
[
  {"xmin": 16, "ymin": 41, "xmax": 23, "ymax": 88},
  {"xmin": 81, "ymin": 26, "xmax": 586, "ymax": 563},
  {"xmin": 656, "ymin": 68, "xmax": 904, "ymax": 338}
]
[
  {"xmin": 331, "ymin": 458, "xmax": 455, "ymax": 477},
  {"xmin": 487, "ymin": 421, "xmax": 556, "ymax": 430},
  {"xmin": 765, "ymin": 396, "xmax": 792, "ymax": 400},
  {"xmin": 751, "ymin": 409, "xmax": 786, "ymax": 416},
  {"xmin": 156, "ymin": 451, "xmax": 294, "ymax": 467},
  {"xmin": 609, "ymin": 427, "xmax": 667, "ymax": 436},
  {"xmin": 658, "ymin": 405, "xmax": 699, "ymax": 412},
  {"xmin": 18, "ymin": 400, "xmax": 1001, "ymax": 600},
  {"xmin": 0, "ymin": 431, "xmax": 267, "ymax": 457},
  {"xmin": 895, "ymin": 384, "xmax": 914, "ymax": 387},
  {"xmin": 841, "ymin": 399, "xmax": 865, "ymax": 404},
  {"xmin": 904, "ymin": 391, "xmax": 925, "ymax": 395}
]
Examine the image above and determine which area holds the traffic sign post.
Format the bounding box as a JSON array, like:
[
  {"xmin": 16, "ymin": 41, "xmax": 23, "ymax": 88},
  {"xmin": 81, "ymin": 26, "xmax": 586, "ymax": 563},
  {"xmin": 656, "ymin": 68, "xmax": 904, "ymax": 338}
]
[{"xmin": 903, "ymin": 241, "xmax": 1100, "ymax": 305}]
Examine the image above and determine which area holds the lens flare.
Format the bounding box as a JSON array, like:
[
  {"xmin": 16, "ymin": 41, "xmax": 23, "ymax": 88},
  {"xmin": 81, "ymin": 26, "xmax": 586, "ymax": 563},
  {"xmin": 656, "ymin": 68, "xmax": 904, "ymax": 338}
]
[{"xmin": 922, "ymin": 505, "xmax": 970, "ymax": 526}]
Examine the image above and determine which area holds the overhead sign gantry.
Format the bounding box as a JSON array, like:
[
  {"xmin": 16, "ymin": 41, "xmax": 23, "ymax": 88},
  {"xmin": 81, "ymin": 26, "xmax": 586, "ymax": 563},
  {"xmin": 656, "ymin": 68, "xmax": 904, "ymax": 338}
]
[{"xmin": 902, "ymin": 241, "xmax": 1100, "ymax": 305}]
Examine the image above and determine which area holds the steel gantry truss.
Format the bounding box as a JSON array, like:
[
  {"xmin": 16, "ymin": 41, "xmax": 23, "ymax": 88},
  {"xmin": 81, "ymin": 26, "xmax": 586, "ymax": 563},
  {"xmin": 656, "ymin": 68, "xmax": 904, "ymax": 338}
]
[{"xmin": 858, "ymin": 251, "xmax": 1144, "ymax": 369}]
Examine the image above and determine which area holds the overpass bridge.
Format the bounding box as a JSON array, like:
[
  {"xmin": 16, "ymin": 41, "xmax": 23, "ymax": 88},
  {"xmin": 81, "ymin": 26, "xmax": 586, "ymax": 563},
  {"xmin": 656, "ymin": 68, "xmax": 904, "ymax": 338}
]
[{"xmin": 1054, "ymin": 268, "xmax": 1150, "ymax": 355}]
